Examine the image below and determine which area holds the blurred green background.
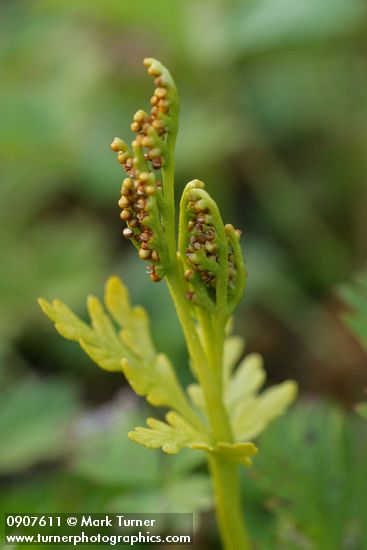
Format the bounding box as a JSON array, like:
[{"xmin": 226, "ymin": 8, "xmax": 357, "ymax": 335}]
[{"xmin": 2, "ymin": 0, "xmax": 367, "ymax": 548}]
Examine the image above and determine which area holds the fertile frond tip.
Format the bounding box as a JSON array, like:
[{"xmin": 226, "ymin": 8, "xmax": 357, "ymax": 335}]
[
  {"xmin": 179, "ymin": 180, "xmax": 247, "ymax": 314},
  {"xmin": 110, "ymin": 58, "xmax": 179, "ymax": 284}
]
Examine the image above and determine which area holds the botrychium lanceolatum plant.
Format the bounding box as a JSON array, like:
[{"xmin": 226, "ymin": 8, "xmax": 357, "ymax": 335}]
[{"xmin": 39, "ymin": 59, "xmax": 297, "ymax": 550}]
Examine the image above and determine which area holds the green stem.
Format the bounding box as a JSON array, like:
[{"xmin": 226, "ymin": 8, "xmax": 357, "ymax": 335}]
[
  {"xmin": 208, "ymin": 455, "xmax": 251, "ymax": 550},
  {"xmin": 166, "ymin": 271, "xmax": 231, "ymax": 441},
  {"xmin": 196, "ymin": 305, "xmax": 251, "ymax": 550},
  {"xmin": 209, "ymin": 312, "xmax": 226, "ymax": 385},
  {"xmin": 166, "ymin": 271, "xmax": 251, "ymax": 550},
  {"xmin": 162, "ymin": 129, "xmax": 251, "ymax": 550},
  {"xmin": 162, "ymin": 133, "xmax": 178, "ymax": 268}
]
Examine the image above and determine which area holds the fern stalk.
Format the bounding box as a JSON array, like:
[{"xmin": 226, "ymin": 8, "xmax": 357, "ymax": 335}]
[
  {"xmin": 40, "ymin": 58, "xmax": 298, "ymax": 550},
  {"xmin": 155, "ymin": 79, "xmax": 250, "ymax": 545}
]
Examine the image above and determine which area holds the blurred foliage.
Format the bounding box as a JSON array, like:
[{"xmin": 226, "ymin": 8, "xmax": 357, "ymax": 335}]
[
  {"xmin": 2, "ymin": 0, "xmax": 367, "ymax": 547},
  {"xmin": 0, "ymin": 375, "xmax": 79, "ymax": 474},
  {"xmin": 0, "ymin": 378, "xmax": 213, "ymax": 548},
  {"xmin": 356, "ymin": 402, "xmax": 367, "ymax": 420},
  {"xmin": 2, "ymin": 372, "xmax": 366, "ymax": 549},
  {"xmin": 340, "ymin": 271, "xmax": 367, "ymax": 351},
  {"xmin": 340, "ymin": 270, "xmax": 367, "ymax": 419},
  {"xmin": 245, "ymin": 400, "xmax": 367, "ymax": 549}
]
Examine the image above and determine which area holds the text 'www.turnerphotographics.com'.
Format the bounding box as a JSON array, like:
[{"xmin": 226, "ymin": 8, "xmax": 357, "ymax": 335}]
[{"xmin": 4, "ymin": 513, "xmax": 193, "ymax": 546}]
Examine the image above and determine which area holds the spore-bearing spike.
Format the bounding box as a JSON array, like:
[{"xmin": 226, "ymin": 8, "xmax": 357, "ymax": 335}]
[
  {"xmin": 179, "ymin": 180, "xmax": 245, "ymax": 313},
  {"xmin": 110, "ymin": 59, "xmax": 178, "ymax": 283}
]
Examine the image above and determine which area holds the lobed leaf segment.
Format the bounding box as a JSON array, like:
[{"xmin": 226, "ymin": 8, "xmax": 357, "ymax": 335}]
[{"xmin": 39, "ymin": 276, "xmax": 296, "ymax": 467}]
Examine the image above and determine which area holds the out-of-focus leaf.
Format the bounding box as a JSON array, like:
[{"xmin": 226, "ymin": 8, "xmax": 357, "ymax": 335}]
[
  {"xmin": 355, "ymin": 403, "xmax": 367, "ymax": 419},
  {"xmin": 1, "ymin": 215, "xmax": 109, "ymax": 339},
  {"xmin": 223, "ymin": 335, "xmax": 245, "ymax": 384},
  {"xmin": 187, "ymin": 383, "xmax": 205, "ymax": 410},
  {"xmin": 0, "ymin": 378, "xmax": 79, "ymax": 474},
  {"xmin": 115, "ymin": 474, "xmax": 212, "ymax": 513},
  {"xmin": 230, "ymin": 376, "xmax": 297, "ymax": 441},
  {"xmin": 109, "ymin": 475, "xmax": 212, "ymax": 532},
  {"xmin": 71, "ymin": 406, "xmax": 159, "ymax": 488},
  {"xmin": 40, "ymin": 277, "xmax": 201, "ymax": 426},
  {"xmin": 247, "ymin": 401, "xmax": 367, "ymax": 548},
  {"xmin": 0, "ymin": 471, "xmax": 111, "ymax": 516},
  {"xmin": 340, "ymin": 273, "xmax": 367, "ymax": 350},
  {"xmin": 225, "ymin": 352, "xmax": 265, "ymax": 412},
  {"xmin": 231, "ymin": 0, "xmax": 366, "ymax": 57}
]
